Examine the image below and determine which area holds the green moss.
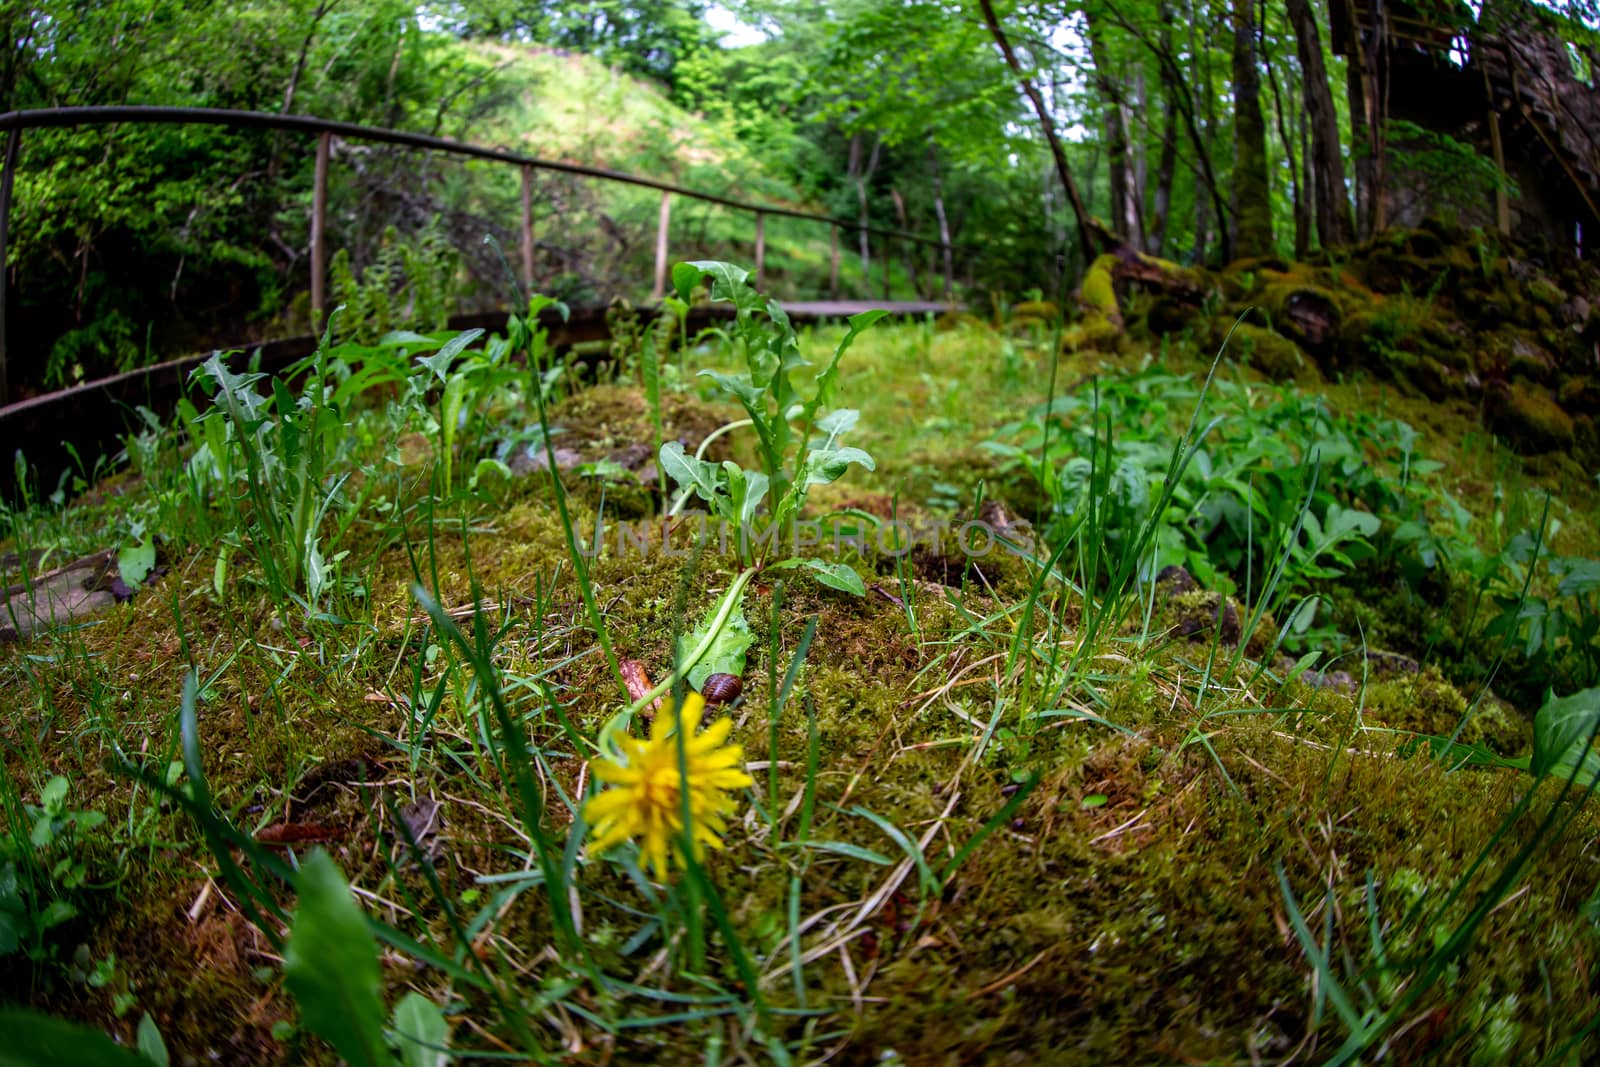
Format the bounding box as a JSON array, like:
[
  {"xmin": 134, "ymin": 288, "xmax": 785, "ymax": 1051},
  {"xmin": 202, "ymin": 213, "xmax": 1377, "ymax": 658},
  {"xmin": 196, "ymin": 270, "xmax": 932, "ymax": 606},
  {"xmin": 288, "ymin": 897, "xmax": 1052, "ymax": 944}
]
[
  {"xmin": 1488, "ymin": 383, "xmax": 1577, "ymax": 454},
  {"xmin": 1224, "ymin": 321, "xmax": 1305, "ymax": 381},
  {"xmin": 1062, "ymin": 315, "xmax": 1123, "ymax": 352},
  {"xmin": 1362, "ymin": 665, "xmax": 1529, "ymax": 754},
  {"xmin": 6, "ymin": 318, "xmax": 1600, "ymax": 1064},
  {"xmin": 1080, "ymin": 253, "xmax": 1122, "ymax": 326},
  {"xmin": 1010, "ymin": 299, "xmax": 1061, "ymax": 325},
  {"xmin": 1157, "ymin": 589, "xmax": 1278, "ymax": 660},
  {"xmin": 1526, "ymin": 276, "xmax": 1565, "ymax": 311}
]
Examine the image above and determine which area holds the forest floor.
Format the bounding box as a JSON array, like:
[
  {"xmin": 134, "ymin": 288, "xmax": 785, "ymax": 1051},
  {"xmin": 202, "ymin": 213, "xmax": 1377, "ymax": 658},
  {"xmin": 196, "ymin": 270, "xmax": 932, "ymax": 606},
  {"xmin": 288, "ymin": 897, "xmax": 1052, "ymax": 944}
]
[{"xmin": 2, "ymin": 254, "xmax": 1599, "ymax": 1064}]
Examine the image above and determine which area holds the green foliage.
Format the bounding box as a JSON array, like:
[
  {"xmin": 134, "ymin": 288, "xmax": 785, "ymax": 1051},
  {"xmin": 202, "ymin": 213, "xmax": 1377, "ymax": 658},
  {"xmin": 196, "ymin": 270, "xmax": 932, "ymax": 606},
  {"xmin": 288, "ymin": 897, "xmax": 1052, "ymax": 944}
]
[
  {"xmin": 985, "ymin": 369, "xmax": 1422, "ymax": 643},
  {"xmin": 660, "ymin": 261, "xmax": 885, "ymax": 581},
  {"xmin": 0, "ymin": 1006, "xmax": 161, "ymax": 1066},
  {"xmin": 328, "ymin": 226, "xmax": 462, "ymax": 344},
  {"xmin": 283, "ymin": 850, "xmax": 390, "ymax": 1067},
  {"xmin": 1382, "ymin": 118, "xmax": 1520, "ymax": 218},
  {"xmin": 0, "ymin": 776, "xmax": 107, "ymax": 962}
]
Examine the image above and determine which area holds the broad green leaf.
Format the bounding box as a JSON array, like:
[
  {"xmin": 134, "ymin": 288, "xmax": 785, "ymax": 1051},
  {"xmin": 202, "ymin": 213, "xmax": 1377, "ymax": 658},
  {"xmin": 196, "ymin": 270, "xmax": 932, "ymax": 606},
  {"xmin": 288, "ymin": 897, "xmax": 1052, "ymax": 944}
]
[
  {"xmin": 723, "ymin": 464, "xmax": 770, "ymax": 527},
  {"xmin": 681, "ymin": 261, "xmax": 751, "ymax": 302},
  {"xmin": 283, "ymin": 850, "xmax": 388, "ymax": 1067},
  {"xmin": 659, "ymin": 442, "xmax": 727, "ymax": 510},
  {"xmin": 813, "ymin": 408, "xmax": 859, "ymax": 439},
  {"xmin": 675, "ymin": 596, "xmax": 753, "ymax": 691},
  {"xmin": 375, "ymin": 330, "xmax": 442, "ymax": 348},
  {"xmin": 135, "ymin": 1014, "xmax": 169, "ymax": 1067},
  {"xmin": 391, "ymin": 991, "xmax": 449, "ymax": 1067},
  {"xmin": 770, "ymin": 558, "xmax": 866, "ymax": 597},
  {"xmin": 0, "ymin": 1008, "xmax": 155, "ymax": 1067},
  {"xmin": 698, "ymin": 369, "xmax": 765, "ymax": 409},
  {"xmin": 1531, "ymin": 686, "xmax": 1600, "ymax": 780},
  {"xmin": 41, "ymin": 776, "xmax": 69, "ymax": 812},
  {"xmin": 799, "ymin": 446, "xmax": 875, "ymax": 487},
  {"xmin": 1554, "ymin": 557, "xmax": 1600, "ymax": 597},
  {"xmin": 671, "ymin": 260, "xmax": 707, "ymax": 304}
]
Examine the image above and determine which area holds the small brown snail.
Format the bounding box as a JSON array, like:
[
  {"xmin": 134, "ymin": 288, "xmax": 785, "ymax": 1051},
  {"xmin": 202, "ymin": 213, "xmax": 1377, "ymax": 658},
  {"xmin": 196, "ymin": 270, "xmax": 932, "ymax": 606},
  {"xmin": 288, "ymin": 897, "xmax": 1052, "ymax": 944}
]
[{"xmin": 700, "ymin": 673, "xmax": 743, "ymax": 706}]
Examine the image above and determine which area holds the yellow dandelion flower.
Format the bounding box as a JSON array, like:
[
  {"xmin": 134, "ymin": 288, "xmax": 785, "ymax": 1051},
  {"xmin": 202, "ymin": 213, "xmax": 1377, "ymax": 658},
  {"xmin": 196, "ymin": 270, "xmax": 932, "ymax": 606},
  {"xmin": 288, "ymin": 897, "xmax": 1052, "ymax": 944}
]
[{"xmin": 582, "ymin": 690, "xmax": 754, "ymax": 878}]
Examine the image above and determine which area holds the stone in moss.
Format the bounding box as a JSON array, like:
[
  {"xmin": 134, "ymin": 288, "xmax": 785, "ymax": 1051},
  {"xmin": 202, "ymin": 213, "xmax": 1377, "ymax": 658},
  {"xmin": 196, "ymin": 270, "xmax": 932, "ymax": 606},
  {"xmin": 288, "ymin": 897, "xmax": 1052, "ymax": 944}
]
[
  {"xmin": 1226, "ymin": 321, "xmax": 1305, "ymax": 382},
  {"xmin": 1487, "ymin": 382, "xmax": 1577, "ymax": 454},
  {"xmin": 1158, "ymin": 589, "xmax": 1277, "ymax": 660},
  {"xmin": 1362, "ymin": 249, "xmax": 1438, "ymax": 294},
  {"xmin": 1506, "ymin": 336, "xmax": 1557, "ymax": 384}
]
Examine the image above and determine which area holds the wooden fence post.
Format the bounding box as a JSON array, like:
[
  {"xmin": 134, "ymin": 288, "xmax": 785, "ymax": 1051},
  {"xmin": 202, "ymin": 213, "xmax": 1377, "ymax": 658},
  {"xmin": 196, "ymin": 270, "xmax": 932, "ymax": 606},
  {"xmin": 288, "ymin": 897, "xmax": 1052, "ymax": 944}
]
[
  {"xmin": 754, "ymin": 211, "xmax": 766, "ymax": 291},
  {"xmin": 310, "ymin": 130, "xmax": 330, "ymax": 329},
  {"xmin": 652, "ymin": 190, "xmax": 671, "ymax": 300},
  {"xmin": 520, "ymin": 164, "xmax": 535, "ymax": 289},
  {"xmin": 881, "ymin": 235, "xmax": 892, "ymax": 300},
  {"xmin": 0, "ymin": 128, "xmax": 18, "ymax": 407},
  {"xmin": 829, "ymin": 224, "xmax": 840, "ymax": 300}
]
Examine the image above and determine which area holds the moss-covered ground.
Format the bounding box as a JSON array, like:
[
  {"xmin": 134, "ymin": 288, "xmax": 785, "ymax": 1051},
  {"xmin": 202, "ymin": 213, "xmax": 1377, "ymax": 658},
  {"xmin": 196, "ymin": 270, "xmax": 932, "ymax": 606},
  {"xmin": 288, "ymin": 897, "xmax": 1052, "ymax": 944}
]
[{"xmin": 2, "ymin": 302, "xmax": 1597, "ymax": 1064}]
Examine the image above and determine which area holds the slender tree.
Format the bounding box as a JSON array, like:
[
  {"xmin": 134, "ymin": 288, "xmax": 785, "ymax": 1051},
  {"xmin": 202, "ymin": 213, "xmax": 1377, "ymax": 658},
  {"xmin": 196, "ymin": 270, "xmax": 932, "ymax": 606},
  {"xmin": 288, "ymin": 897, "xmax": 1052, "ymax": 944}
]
[
  {"xmin": 1230, "ymin": 0, "xmax": 1275, "ymax": 257},
  {"xmin": 976, "ymin": 0, "xmax": 1097, "ymax": 262},
  {"xmin": 1286, "ymin": 0, "xmax": 1353, "ymax": 247}
]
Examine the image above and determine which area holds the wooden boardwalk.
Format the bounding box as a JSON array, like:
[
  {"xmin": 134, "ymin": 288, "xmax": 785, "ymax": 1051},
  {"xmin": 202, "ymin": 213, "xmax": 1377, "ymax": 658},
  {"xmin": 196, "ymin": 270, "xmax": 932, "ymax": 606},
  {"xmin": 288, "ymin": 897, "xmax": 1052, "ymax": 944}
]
[{"xmin": 0, "ymin": 299, "xmax": 958, "ymax": 496}]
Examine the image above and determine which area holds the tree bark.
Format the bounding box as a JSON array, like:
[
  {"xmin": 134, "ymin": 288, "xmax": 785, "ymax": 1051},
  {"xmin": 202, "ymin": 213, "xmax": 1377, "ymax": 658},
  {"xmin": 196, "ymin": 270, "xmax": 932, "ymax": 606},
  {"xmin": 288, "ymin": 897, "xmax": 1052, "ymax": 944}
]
[
  {"xmin": 977, "ymin": 0, "xmax": 1097, "ymax": 263},
  {"xmin": 1105, "ymin": 0, "xmax": 1230, "ymax": 260},
  {"xmin": 1286, "ymin": 0, "xmax": 1353, "ymax": 247},
  {"xmin": 1088, "ymin": 11, "xmax": 1143, "ymax": 247},
  {"xmin": 1151, "ymin": 82, "xmax": 1179, "ymax": 257},
  {"xmin": 927, "ymin": 139, "xmax": 954, "ymax": 299},
  {"xmin": 1261, "ymin": 3, "xmax": 1307, "ymax": 257},
  {"xmin": 1230, "ymin": 0, "xmax": 1275, "ymax": 258},
  {"xmin": 848, "ymin": 132, "xmax": 882, "ymax": 275}
]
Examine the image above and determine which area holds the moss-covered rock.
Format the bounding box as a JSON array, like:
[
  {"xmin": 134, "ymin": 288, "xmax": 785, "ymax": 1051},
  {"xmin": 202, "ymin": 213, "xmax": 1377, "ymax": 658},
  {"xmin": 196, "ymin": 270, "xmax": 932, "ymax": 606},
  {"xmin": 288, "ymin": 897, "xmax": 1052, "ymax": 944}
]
[
  {"xmin": 1556, "ymin": 375, "xmax": 1600, "ymax": 415},
  {"xmin": 1157, "ymin": 588, "xmax": 1278, "ymax": 661},
  {"xmin": 1526, "ymin": 275, "xmax": 1566, "ymax": 311},
  {"xmin": 1259, "ymin": 280, "xmax": 1344, "ymax": 355},
  {"xmin": 1223, "ymin": 321, "xmax": 1306, "ymax": 382},
  {"xmin": 1362, "ymin": 666, "xmax": 1530, "ymax": 755},
  {"xmin": 1487, "ymin": 382, "xmax": 1577, "ymax": 453},
  {"xmin": 1413, "ymin": 355, "xmax": 1470, "ymax": 400}
]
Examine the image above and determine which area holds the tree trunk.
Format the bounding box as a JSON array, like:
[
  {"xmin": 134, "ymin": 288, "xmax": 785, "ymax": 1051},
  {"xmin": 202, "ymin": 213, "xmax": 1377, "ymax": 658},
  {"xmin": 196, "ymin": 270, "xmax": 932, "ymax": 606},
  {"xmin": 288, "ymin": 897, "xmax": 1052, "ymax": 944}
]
[
  {"xmin": 1341, "ymin": 0, "xmax": 1385, "ymax": 237},
  {"xmin": 849, "ymin": 133, "xmax": 882, "ymax": 276},
  {"xmin": 1286, "ymin": 0, "xmax": 1353, "ymax": 247},
  {"xmin": 977, "ymin": 0, "xmax": 1097, "ymax": 263},
  {"xmin": 1230, "ymin": 0, "xmax": 1275, "ymax": 258},
  {"xmin": 1261, "ymin": 4, "xmax": 1307, "ymax": 257},
  {"xmin": 890, "ymin": 188, "xmax": 922, "ymax": 298},
  {"xmin": 927, "ymin": 139, "xmax": 954, "ymax": 299},
  {"xmin": 1088, "ymin": 11, "xmax": 1143, "ymax": 247},
  {"xmin": 1151, "ymin": 83, "xmax": 1179, "ymax": 257}
]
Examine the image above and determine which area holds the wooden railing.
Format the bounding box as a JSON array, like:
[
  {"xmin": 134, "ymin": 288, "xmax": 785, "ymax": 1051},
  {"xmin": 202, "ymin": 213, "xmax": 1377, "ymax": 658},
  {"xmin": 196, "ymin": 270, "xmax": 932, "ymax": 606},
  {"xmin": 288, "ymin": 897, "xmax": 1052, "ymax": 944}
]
[{"xmin": 0, "ymin": 106, "xmax": 971, "ymax": 404}]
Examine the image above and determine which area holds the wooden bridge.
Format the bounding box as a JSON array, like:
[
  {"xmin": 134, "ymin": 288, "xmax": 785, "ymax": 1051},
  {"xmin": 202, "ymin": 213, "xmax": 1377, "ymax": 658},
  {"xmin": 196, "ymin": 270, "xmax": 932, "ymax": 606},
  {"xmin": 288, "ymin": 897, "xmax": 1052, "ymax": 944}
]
[{"xmin": 0, "ymin": 107, "xmax": 963, "ymax": 495}]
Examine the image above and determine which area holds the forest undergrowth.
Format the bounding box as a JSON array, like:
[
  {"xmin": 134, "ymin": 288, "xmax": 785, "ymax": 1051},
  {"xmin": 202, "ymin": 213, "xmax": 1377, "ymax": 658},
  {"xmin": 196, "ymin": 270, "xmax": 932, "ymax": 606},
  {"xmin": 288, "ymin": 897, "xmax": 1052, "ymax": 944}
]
[{"xmin": 1, "ymin": 262, "xmax": 1598, "ymax": 1065}]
